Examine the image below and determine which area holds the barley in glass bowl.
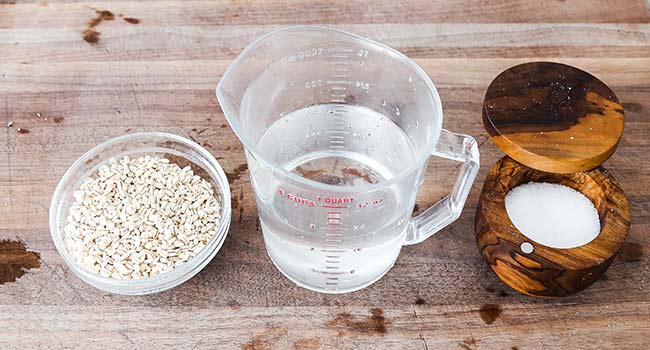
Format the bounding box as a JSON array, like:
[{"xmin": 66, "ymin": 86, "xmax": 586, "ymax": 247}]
[{"xmin": 49, "ymin": 132, "xmax": 231, "ymax": 295}]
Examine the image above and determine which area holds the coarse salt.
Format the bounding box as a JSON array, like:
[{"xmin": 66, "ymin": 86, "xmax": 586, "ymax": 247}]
[
  {"xmin": 64, "ymin": 155, "xmax": 221, "ymax": 279},
  {"xmin": 505, "ymin": 182, "xmax": 600, "ymax": 249}
]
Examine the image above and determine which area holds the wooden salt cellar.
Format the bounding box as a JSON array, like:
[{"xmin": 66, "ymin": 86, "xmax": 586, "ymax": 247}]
[{"xmin": 475, "ymin": 62, "xmax": 631, "ymax": 297}]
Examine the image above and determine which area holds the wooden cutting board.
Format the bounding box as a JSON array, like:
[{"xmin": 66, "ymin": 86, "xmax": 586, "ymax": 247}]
[{"xmin": 1, "ymin": 1, "xmax": 649, "ymax": 349}]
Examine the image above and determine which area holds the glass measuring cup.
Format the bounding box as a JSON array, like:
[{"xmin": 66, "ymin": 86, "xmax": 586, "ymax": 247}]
[{"xmin": 217, "ymin": 26, "xmax": 479, "ymax": 293}]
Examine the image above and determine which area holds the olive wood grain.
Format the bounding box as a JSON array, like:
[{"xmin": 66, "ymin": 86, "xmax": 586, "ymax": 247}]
[
  {"xmin": 483, "ymin": 62, "xmax": 625, "ymax": 173},
  {"xmin": 475, "ymin": 156, "xmax": 631, "ymax": 297}
]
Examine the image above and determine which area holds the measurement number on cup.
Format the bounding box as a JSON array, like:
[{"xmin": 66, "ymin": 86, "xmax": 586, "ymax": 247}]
[
  {"xmin": 287, "ymin": 47, "xmax": 324, "ymax": 63},
  {"xmin": 277, "ymin": 188, "xmax": 382, "ymax": 209},
  {"xmin": 356, "ymin": 198, "xmax": 384, "ymax": 209},
  {"xmin": 278, "ymin": 188, "xmax": 316, "ymax": 207}
]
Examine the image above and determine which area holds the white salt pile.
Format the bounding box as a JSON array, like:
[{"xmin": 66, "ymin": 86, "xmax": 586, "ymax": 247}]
[{"xmin": 505, "ymin": 182, "xmax": 600, "ymax": 249}]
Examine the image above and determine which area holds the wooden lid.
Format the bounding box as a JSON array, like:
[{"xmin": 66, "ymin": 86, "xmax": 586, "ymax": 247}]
[{"xmin": 483, "ymin": 62, "xmax": 624, "ymax": 173}]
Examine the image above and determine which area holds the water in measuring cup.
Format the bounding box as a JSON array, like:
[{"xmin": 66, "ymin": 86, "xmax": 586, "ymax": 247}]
[{"xmin": 254, "ymin": 104, "xmax": 417, "ymax": 292}]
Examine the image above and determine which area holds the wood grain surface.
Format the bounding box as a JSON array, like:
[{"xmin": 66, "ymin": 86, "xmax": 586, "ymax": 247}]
[
  {"xmin": 476, "ymin": 156, "xmax": 631, "ymax": 297},
  {"xmin": 483, "ymin": 62, "xmax": 625, "ymax": 173},
  {"xmin": 1, "ymin": 1, "xmax": 649, "ymax": 349}
]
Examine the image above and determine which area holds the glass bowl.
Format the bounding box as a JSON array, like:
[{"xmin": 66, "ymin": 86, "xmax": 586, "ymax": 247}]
[{"xmin": 49, "ymin": 132, "xmax": 231, "ymax": 295}]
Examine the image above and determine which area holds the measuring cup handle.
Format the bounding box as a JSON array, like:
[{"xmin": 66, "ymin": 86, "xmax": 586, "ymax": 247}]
[{"xmin": 404, "ymin": 129, "xmax": 480, "ymax": 245}]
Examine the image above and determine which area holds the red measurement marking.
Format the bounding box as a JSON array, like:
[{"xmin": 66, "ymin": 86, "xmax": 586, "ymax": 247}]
[
  {"xmin": 317, "ymin": 196, "xmax": 354, "ymax": 204},
  {"xmin": 327, "ymin": 211, "xmax": 343, "ymax": 215},
  {"xmin": 327, "ymin": 217, "xmax": 341, "ymax": 221},
  {"xmin": 327, "ymin": 223, "xmax": 341, "ymax": 226},
  {"xmin": 356, "ymin": 197, "xmax": 385, "ymax": 209},
  {"xmin": 322, "ymin": 205, "xmax": 348, "ymax": 209},
  {"xmin": 277, "ymin": 188, "xmax": 316, "ymax": 207},
  {"xmin": 287, "ymin": 193, "xmax": 315, "ymax": 207}
]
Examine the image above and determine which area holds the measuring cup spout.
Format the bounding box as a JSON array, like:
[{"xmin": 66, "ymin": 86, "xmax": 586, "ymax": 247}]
[
  {"xmin": 217, "ymin": 26, "xmax": 327, "ymax": 150},
  {"xmin": 215, "ymin": 47, "xmax": 249, "ymax": 145}
]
